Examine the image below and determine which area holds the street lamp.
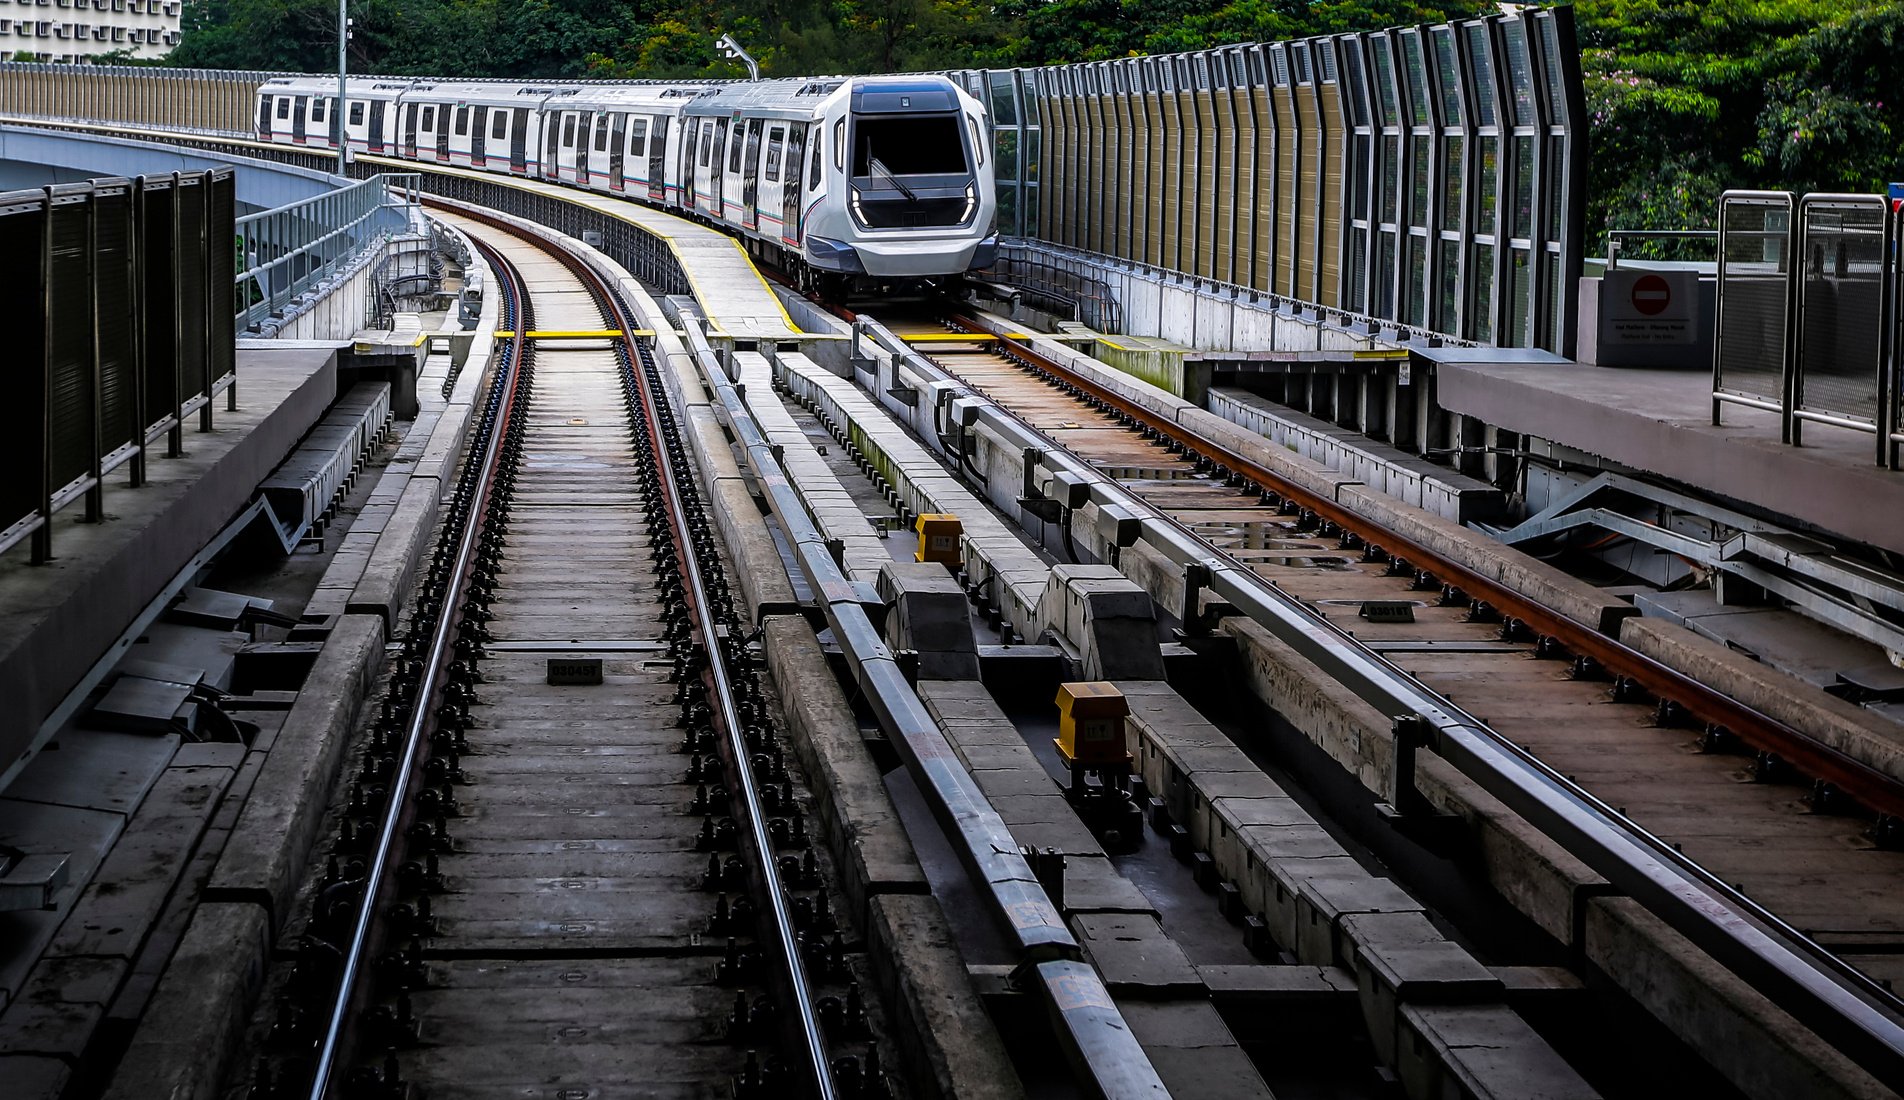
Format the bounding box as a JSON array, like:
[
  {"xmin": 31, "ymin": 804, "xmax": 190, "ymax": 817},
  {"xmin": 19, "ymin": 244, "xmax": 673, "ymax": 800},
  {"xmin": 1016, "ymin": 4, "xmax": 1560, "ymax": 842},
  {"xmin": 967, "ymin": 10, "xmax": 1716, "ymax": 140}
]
[
  {"xmin": 716, "ymin": 32, "xmax": 759, "ymax": 82},
  {"xmin": 335, "ymin": 1, "xmax": 349, "ymax": 174}
]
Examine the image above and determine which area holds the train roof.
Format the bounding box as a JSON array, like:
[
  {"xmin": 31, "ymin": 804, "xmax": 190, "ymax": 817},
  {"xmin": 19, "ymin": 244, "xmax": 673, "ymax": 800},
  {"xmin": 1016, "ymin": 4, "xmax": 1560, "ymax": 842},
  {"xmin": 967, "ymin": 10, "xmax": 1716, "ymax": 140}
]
[{"xmin": 680, "ymin": 74, "xmax": 970, "ymax": 122}]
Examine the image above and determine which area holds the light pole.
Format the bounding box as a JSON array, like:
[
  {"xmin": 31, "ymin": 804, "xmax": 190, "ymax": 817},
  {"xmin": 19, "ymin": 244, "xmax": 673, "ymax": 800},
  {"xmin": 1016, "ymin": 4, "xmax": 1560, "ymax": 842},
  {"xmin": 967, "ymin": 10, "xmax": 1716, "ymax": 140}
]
[
  {"xmin": 335, "ymin": 0, "xmax": 347, "ymax": 175},
  {"xmin": 715, "ymin": 32, "xmax": 759, "ymax": 81}
]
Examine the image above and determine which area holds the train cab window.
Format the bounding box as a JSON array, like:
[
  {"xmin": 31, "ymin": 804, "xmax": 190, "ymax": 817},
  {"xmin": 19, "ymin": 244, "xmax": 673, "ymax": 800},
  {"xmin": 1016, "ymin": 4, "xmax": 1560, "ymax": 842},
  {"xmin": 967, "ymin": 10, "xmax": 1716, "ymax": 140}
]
[
  {"xmin": 627, "ymin": 117, "xmax": 647, "ymax": 158},
  {"xmin": 764, "ymin": 125, "xmax": 784, "ymax": 182},
  {"xmin": 593, "ymin": 117, "xmax": 608, "ymax": 151},
  {"xmin": 349, "ymin": 101, "xmax": 365, "ymax": 126},
  {"xmin": 810, "ymin": 144, "xmax": 822, "ymax": 189},
  {"xmin": 832, "ymin": 117, "xmax": 844, "ymax": 171},
  {"xmin": 562, "ymin": 114, "xmax": 576, "ymax": 146},
  {"xmin": 492, "ymin": 111, "xmax": 506, "ymax": 139},
  {"xmin": 276, "ymin": 97, "xmax": 290, "ymax": 119},
  {"xmin": 455, "ymin": 105, "xmax": 468, "ymax": 135},
  {"xmin": 852, "ymin": 115, "xmax": 968, "ymax": 177}
]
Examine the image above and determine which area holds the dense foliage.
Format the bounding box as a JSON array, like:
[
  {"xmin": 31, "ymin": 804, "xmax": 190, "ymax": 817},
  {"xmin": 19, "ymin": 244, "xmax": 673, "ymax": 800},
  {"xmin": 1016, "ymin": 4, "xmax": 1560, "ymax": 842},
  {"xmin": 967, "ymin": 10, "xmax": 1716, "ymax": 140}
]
[{"xmin": 161, "ymin": 0, "xmax": 1904, "ymax": 247}]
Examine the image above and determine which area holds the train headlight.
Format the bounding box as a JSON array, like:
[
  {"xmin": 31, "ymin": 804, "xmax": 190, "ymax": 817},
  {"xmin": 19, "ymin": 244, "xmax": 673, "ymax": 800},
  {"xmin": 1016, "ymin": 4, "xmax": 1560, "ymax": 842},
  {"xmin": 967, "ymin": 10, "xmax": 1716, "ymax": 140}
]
[
  {"xmin": 962, "ymin": 183, "xmax": 976, "ymax": 225},
  {"xmin": 849, "ymin": 187, "xmax": 867, "ymax": 227}
]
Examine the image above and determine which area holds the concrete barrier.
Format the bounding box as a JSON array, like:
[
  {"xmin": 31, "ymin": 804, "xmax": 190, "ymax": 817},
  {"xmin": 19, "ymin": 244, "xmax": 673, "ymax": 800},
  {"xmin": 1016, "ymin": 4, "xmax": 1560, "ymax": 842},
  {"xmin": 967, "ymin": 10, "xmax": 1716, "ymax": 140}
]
[
  {"xmin": 203, "ymin": 613, "xmax": 384, "ymax": 930},
  {"xmin": 100, "ymin": 901, "xmax": 270, "ymax": 1100},
  {"xmin": 1620, "ymin": 616, "xmax": 1904, "ymax": 784}
]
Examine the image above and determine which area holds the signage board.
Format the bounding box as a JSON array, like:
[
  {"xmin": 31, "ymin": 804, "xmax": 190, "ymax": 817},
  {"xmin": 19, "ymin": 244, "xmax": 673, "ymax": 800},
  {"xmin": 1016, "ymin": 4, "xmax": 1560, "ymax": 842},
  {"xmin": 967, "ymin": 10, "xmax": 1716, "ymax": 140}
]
[{"xmin": 1601, "ymin": 268, "xmax": 1697, "ymax": 345}]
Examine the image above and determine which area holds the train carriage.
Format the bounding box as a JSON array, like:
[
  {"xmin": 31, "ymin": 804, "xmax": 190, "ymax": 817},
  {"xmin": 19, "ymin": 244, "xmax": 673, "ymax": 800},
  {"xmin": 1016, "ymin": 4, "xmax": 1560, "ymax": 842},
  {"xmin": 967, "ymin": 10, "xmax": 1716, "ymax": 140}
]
[{"xmin": 255, "ymin": 72, "xmax": 997, "ymax": 295}]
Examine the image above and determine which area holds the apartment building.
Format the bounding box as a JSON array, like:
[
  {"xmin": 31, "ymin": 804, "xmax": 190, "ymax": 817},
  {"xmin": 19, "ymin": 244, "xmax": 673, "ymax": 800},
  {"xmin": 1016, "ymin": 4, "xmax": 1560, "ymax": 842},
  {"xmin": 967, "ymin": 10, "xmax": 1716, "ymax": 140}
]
[{"xmin": 0, "ymin": 0, "xmax": 181, "ymax": 62}]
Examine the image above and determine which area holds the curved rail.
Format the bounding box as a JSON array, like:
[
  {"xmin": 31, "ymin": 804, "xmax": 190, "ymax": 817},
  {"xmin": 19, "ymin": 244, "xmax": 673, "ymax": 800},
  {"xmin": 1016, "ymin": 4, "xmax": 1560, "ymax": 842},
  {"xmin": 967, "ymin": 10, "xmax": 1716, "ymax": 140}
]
[
  {"xmin": 306, "ymin": 235, "xmax": 529, "ymax": 1098},
  {"xmin": 917, "ymin": 311, "xmax": 1904, "ymax": 1091},
  {"xmin": 427, "ymin": 200, "xmax": 839, "ymax": 1098}
]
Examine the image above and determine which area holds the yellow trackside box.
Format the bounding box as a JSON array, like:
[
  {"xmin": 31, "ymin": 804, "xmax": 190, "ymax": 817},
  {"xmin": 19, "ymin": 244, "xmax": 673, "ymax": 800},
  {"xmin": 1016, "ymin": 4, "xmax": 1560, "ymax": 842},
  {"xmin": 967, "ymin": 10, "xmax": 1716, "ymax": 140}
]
[
  {"xmin": 1054, "ymin": 681, "xmax": 1131, "ymax": 767},
  {"xmin": 915, "ymin": 513, "xmax": 963, "ymax": 567}
]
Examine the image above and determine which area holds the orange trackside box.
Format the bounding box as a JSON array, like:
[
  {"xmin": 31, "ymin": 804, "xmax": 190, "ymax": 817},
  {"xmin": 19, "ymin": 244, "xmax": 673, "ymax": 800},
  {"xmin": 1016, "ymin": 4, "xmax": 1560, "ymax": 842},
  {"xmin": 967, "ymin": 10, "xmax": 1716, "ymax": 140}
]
[
  {"xmin": 1054, "ymin": 681, "xmax": 1131, "ymax": 766},
  {"xmin": 915, "ymin": 513, "xmax": 962, "ymax": 567}
]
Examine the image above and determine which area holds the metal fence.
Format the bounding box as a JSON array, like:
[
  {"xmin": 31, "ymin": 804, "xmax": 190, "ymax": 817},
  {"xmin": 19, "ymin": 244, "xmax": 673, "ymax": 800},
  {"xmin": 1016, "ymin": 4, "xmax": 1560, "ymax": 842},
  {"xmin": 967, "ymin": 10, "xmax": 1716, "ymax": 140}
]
[
  {"xmin": 236, "ymin": 172, "xmax": 421, "ymax": 333},
  {"xmin": 1715, "ymin": 190, "xmax": 1903, "ymax": 465},
  {"xmin": 0, "ymin": 169, "xmax": 237, "ymax": 562}
]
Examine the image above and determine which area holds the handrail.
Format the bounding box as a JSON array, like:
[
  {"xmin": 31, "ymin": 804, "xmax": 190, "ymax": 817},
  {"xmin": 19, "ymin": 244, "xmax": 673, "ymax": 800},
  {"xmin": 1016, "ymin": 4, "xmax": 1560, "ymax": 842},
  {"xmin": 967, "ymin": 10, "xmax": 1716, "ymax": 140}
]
[{"xmin": 235, "ymin": 172, "xmax": 420, "ymax": 333}]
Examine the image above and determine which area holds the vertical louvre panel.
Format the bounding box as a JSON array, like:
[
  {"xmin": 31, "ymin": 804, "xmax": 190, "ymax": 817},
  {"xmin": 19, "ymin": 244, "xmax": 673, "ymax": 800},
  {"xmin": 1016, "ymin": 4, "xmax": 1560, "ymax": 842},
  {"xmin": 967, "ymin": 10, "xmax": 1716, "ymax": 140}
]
[
  {"xmin": 175, "ymin": 177, "xmax": 209, "ymax": 407},
  {"xmin": 45, "ymin": 188, "xmax": 94, "ymax": 493},
  {"xmin": 207, "ymin": 170, "xmax": 236, "ymax": 385},
  {"xmin": 95, "ymin": 182, "xmax": 137, "ymax": 460},
  {"xmin": 141, "ymin": 177, "xmax": 180, "ymax": 432},
  {"xmin": 0, "ymin": 193, "xmax": 46, "ymax": 538},
  {"xmin": 1271, "ymin": 50, "xmax": 1297, "ymax": 298},
  {"xmin": 1316, "ymin": 45, "xmax": 1345, "ymax": 308}
]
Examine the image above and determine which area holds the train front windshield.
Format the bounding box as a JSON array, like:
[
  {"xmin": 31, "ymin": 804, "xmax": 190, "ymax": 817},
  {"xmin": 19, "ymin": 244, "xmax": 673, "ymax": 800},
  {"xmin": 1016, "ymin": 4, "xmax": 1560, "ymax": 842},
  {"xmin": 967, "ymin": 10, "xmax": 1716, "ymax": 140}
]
[{"xmin": 852, "ymin": 115, "xmax": 969, "ymax": 177}]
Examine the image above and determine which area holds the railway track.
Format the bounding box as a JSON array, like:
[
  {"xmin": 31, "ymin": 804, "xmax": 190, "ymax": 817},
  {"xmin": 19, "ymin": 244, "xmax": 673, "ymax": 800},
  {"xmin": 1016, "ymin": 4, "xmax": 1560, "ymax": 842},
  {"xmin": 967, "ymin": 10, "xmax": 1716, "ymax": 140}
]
[
  {"xmin": 255, "ymin": 211, "xmax": 873, "ymax": 1100},
  {"xmin": 879, "ymin": 309, "xmax": 1904, "ymax": 1068}
]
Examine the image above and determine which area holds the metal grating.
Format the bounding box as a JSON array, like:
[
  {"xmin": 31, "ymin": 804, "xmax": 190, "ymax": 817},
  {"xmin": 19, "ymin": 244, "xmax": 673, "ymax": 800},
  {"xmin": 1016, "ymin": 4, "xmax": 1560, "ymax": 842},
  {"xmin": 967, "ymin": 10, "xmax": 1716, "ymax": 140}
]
[{"xmin": 1796, "ymin": 197, "xmax": 1886, "ymax": 428}]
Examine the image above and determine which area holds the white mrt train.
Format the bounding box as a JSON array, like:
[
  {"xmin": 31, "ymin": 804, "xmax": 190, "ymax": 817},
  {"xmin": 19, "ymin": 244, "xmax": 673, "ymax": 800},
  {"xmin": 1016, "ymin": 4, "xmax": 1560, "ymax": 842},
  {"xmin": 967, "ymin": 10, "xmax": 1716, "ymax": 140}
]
[{"xmin": 254, "ymin": 74, "xmax": 1000, "ymax": 292}]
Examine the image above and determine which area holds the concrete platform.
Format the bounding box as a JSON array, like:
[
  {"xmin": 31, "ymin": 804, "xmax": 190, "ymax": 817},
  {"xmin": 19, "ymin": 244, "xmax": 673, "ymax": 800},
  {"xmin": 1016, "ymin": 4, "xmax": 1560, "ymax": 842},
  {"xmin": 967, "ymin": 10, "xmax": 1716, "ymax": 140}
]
[
  {"xmin": 1431, "ymin": 355, "xmax": 1904, "ymax": 556},
  {"xmin": 0, "ymin": 344, "xmax": 338, "ymax": 785},
  {"xmin": 357, "ymin": 154, "xmax": 804, "ymax": 344}
]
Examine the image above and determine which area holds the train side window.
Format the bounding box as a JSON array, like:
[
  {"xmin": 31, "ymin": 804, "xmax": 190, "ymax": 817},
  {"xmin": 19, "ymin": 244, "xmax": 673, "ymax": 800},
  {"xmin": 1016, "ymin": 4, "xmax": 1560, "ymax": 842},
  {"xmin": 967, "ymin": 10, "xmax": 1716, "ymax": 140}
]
[
  {"xmin": 276, "ymin": 97, "xmax": 290, "ymax": 119},
  {"xmin": 421, "ymin": 105, "xmax": 434, "ymax": 130},
  {"xmin": 310, "ymin": 98, "xmax": 326, "ymax": 124},
  {"xmin": 764, "ymin": 125, "xmax": 784, "ymax": 182},
  {"xmin": 593, "ymin": 116, "xmax": 608, "ymax": 151},
  {"xmin": 455, "ymin": 105, "xmax": 468, "ymax": 135},
  {"xmin": 628, "ymin": 117, "xmax": 647, "ymax": 158},
  {"xmin": 699, "ymin": 120, "xmax": 713, "ymax": 166},
  {"xmin": 727, "ymin": 123, "xmax": 743, "ymax": 172},
  {"xmin": 349, "ymin": 101, "xmax": 364, "ymax": 126},
  {"xmin": 492, "ymin": 111, "xmax": 507, "ymax": 139}
]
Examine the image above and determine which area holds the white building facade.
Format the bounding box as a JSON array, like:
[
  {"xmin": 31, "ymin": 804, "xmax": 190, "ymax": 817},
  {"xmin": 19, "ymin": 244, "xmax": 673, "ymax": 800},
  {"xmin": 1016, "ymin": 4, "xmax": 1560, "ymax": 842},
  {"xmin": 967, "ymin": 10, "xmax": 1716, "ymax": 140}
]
[{"xmin": 0, "ymin": 0, "xmax": 180, "ymax": 62}]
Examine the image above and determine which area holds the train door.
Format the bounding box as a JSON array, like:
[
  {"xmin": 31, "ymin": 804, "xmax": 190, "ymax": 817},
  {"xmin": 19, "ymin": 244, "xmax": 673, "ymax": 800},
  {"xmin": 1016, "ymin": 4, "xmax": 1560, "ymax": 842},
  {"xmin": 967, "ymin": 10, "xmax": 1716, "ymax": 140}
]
[
  {"xmin": 471, "ymin": 106, "xmax": 488, "ymax": 164},
  {"xmin": 436, "ymin": 107, "xmax": 451, "ymax": 161},
  {"xmin": 402, "ymin": 102, "xmax": 418, "ymax": 157},
  {"xmin": 510, "ymin": 108, "xmax": 528, "ymax": 173},
  {"xmin": 685, "ymin": 117, "xmax": 700, "ymax": 207},
  {"xmin": 782, "ymin": 124, "xmax": 807, "ymax": 243},
  {"xmin": 544, "ymin": 113, "xmax": 560, "ymax": 179},
  {"xmin": 608, "ymin": 113, "xmax": 626, "ymax": 191},
  {"xmin": 708, "ymin": 117, "xmax": 719, "ymax": 216},
  {"xmin": 648, "ymin": 117, "xmax": 668, "ymax": 202},
  {"xmin": 760, "ymin": 124, "xmax": 784, "ymax": 238},
  {"xmin": 488, "ymin": 109, "xmax": 511, "ymax": 173},
  {"xmin": 741, "ymin": 120, "xmax": 762, "ymax": 230},
  {"xmin": 257, "ymin": 94, "xmax": 272, "ymax": 140},
  {"xmin": 290, "ymin": 96, "xmax": 307, "ymax": 143},
  {"xmin": 368, "ymin": 99, "xmax": 387, "ymax": 153}
]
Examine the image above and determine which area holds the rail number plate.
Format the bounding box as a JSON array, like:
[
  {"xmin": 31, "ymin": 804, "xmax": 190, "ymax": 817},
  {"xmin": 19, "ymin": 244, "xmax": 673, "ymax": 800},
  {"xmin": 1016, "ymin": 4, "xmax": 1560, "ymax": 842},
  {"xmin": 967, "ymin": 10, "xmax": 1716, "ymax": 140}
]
[
  {"xmin": 1360, "ymin": 601, "xmax": 1416, "ymax": 624},
  {"xmin": 547, "ymin": 657, "xmax": 604, "ymax": 685}
]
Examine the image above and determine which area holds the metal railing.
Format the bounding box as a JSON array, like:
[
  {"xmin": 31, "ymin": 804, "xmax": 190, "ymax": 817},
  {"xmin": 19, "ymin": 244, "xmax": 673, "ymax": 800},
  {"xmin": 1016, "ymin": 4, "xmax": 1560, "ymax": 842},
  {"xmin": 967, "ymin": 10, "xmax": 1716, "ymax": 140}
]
[
  {"xmin": 1714, "ymin": 189, "xmax": 1903, "ymax": 465},
  {"xmin": 236, "ymin": 172, "xmax": 421, "ymax": 333}
]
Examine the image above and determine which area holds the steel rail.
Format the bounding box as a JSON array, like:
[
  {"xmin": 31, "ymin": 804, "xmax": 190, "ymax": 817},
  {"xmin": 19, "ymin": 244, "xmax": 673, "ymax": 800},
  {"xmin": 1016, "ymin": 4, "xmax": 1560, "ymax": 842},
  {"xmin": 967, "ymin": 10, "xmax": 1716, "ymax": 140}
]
[
  {"xmin": 906, "ymin": 313, "xmax": 1904, "ymax": 1090},
  {"xmin": 306, "ymin": 236, "xmax": 527, "ymax": 1099},
  {"xmin": 682, "ymin": 318, "xmax": 1170, "ymax": 1100},
  {"xmin": 951, "ymin": 312, "xmax": 1904, "ymax": 818},
  {"xmin": 523, "ymin": 215, "xmax": 839, "ymax": 1100}
]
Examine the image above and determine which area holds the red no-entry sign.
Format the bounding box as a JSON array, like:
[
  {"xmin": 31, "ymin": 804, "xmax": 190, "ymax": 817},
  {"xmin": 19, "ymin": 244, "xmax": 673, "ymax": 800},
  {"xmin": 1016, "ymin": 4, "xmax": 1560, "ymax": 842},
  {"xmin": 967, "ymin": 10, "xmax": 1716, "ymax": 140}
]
[{"xmin": 1631, "ymin": 273, "xmax": 1672, "ymax": 316}]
